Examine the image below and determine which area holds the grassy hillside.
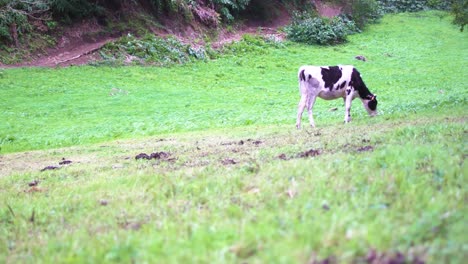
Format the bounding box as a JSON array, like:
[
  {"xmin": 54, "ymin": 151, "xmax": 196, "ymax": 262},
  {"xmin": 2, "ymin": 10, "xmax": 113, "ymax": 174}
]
[
  {"xmin": 0, "ymin": 11, "xmax": 467, "ymax": 263},
  {"xmin": 0, "ymin": 11, "xmax": 466, "ymax": 154}
]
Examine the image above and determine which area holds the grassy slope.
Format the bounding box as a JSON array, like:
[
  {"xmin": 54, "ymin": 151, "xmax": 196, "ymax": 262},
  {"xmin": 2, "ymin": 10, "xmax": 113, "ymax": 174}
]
[
  {"xmin": 0, "ymin": 11, "xmax": 467, "ymax": 263},
  {"xmin": 0, "ymin": 12, "xmax": 466, "ymax": 154}
]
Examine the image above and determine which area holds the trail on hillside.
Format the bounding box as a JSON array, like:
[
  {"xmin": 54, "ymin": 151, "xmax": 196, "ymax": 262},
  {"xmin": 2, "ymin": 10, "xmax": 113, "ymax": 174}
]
[{"xmin": 1, "ymin": 8, "xmax": 293, "ymax": 68}]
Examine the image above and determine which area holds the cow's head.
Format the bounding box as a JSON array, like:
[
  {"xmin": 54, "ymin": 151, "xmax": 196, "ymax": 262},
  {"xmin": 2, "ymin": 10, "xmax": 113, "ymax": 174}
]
[{"xmin": 363, "ymin": 94, "xmax": 378, "ymax": 116}]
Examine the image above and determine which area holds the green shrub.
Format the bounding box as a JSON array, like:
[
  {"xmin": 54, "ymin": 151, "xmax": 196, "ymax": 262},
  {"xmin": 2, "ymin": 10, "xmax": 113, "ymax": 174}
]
[
  {"xmin": 345, "ymin": 0, "xmax": 383, "ymax": 29},
  {"xmin": 0, "ymin": 0, "xmax": 47, "ymax": 44},
  {"xmin": 285, "ymin": 12, "xmax": 360, "ymax": 45},
  {"xmin": 450, "ymin": 0, "xmax": 467, "ymax": 31},
  {"xmin": 98, "ymin": 33, "xmax": 212, "ymax": 66},
  {"xmin": 221, "ymin": 34, "xmax": 285, "ymax": 55},
  {"xmin": 377, "ymin": 0, "xmax": 450, "ymax": 13},
  {"xmin": 48, "ymin": 0, "xmax": 101, "ymax": 22}
]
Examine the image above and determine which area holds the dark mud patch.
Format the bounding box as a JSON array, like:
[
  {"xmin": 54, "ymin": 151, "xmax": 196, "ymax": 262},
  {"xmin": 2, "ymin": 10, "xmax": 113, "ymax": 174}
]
[
  {"xmin": 40, "ymin": 158, "xmax": 73, "ymax": 172},
  {"xmin": 99, "ymin": 199, "xmax": 109, "ymax": 206},
  {"xmin": 24, "ymin": 186, "xmax": 46, "ymax": 193},
  {"xmin": 40, "ymin": 165, "xmax": 59, "ymax": 172},
  {"xmin": 118, "ymin": 220, "xmax": 143, "ymax": 231},
  {"xmin": 312, "ymin": 249, "xmax": 425, "ymax": 264},
  {"xmin": 364, "ymin": 249, "xmax": 425, "ymax": 264},
  {"xmin": 222, "ymin": 139, "xmax": 263, "ymax": 146},
  {"xmin": 278, "ymin": 149, "xmax": 321, "ymax": 160},
  {"xmin": 135, "ymin": 152, "xmax": 172, "ymax": 161},
  {"xmin": 59, "ymin": 158, "xmax": 72, "ymax": 165},
  {"xmin": 28, "ymin": 180, "xmax": 39, "ymax": 187},
  {"xmin": 221, "ymin": 158, "xmax": 237, "ymax": 165},
  {"xmin": 298, "ymin": 149, "xmax": 321, "ymax": 158},
  {"xmin": 357, "ymin": 145, "xmax": 374, "ymax": 152}
]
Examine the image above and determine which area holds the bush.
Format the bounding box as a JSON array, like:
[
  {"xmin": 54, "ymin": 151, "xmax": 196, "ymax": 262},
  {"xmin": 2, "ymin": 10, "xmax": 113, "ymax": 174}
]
[
  {"xmin": 48, "ymin": 0, "xmax": 101, "ymax": 22},
  {"xmin": 344, "ymin": 0, "xmax": 383, "ymax": 29},
  {"xmin": 98, "ymin": 33, "xmax": 212, "ymax": 66},
  {"xmin": 222, "ymin": 34, "xmax": 276, "ymax": 55},
  {"xmin": 285, "ymin": 12, "xmax": 360, "ymax": 45},
  {"xmin": 450, "ymin": 0, "xmax": 467, "ymax": 31},
  {"xmin": 377, "ymin": 0, "xmax": 450, "ymax": 13},
  {"xmin": 0, "ymin": 0, "xmax": 48, "ymax": 44}
]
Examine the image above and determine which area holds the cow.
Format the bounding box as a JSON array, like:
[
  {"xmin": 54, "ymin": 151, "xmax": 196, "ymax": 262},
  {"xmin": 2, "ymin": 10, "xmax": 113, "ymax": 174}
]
[{"xmin": 296, "ymin": 65, "xmax": 378, "ymax": 129}]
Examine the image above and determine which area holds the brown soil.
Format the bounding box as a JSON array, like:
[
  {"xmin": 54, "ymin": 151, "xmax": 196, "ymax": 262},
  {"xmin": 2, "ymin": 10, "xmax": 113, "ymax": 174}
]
[{"xmin": 1, "ymin": 10, "xmax": 290, "ymax": 68}]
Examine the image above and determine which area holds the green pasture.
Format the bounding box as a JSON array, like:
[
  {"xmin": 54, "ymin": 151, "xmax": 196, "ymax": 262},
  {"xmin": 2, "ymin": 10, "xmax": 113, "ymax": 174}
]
[
  {"xmin": 0, "ymin": 11, "xmax": 467, "ymax": 263},
  {"xmin": 1, "ymin": 11, "xmax": 466, "ymax": 154}
]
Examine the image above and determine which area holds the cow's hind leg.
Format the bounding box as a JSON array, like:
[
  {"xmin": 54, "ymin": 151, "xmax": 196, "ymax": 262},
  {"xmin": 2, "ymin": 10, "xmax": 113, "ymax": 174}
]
[
  {"xmin": 306, "ymin": 95, "xmax": 317, "ymax": 128},
  {"xmin": 296, "ymin": 94, "xmax": 307, "ymax": 129}
]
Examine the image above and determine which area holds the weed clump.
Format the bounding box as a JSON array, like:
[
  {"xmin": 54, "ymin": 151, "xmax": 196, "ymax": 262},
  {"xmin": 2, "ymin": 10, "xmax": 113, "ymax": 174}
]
[
  {"xmin": 221, "ymin": 34, "xmax": 285, "ymax": 55},
  {"xmin": 285, "ymin": 13, "xmax": 360, "ymax": 45},
  {"xmin": 97, "ymin": 33, "xmax": 214, "ymax": 66}
]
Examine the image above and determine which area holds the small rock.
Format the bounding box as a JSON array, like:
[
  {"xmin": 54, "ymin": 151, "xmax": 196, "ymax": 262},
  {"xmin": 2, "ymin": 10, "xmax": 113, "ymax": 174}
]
[
  {"xmin": 28, "ymin": 180, "xmax": 39, "ymax": 187},
  {"xmin": 355, "ymin": 55, "xmax": 367, "ymax": 61}
]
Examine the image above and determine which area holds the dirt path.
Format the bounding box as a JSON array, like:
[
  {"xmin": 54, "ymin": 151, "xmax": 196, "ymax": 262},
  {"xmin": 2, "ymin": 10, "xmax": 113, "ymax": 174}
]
[
  {"xmin": 32, "ymin": 38, "xmax": 116, "ymax": 67},
  {"xmin": 1, "ymin": 2, "xmax": 341, "ymax": 68}
]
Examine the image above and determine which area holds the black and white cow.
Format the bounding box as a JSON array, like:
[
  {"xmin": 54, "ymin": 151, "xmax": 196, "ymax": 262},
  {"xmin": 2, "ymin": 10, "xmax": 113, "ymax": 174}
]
[{"xmin": 296, "ymin": 65, "xmax": 378, "ymax": 129}]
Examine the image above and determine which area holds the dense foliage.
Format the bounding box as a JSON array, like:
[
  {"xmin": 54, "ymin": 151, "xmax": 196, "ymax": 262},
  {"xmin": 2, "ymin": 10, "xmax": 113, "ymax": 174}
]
[
  {"xmin": 285, "ymin": 13, "xmax": 360, "ymax": 45},
  {"xmin": 377, "ymin": 0, "xmax": 450, "ymax": 12},
  {"xmin": 450, "ymin": 0, "xmax": 467, "ymax": 31},
  {"xmin": 97, "ymin": 33, "xmax": 213, "ymax": 66},
  {"xmin": 285, "ymin": 0, "xmax": 464, "ymax": 46},
  {"xmin": 0, "ymin": 0, "xmax": 465, "ymax": 59}
]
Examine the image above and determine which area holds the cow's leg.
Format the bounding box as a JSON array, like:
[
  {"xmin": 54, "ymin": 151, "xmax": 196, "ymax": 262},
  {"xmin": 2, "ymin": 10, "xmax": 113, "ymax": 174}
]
[
  {"xmin": 306, "ymin": 95, "xmax": 317, "ymax": 128},
  {"xmin": 344, "ymin": 89, "xmax": 353, "ymax": 123},
  {"xmin": 296, "ymin": 93, "xmax": 307, "ymax": 129}
]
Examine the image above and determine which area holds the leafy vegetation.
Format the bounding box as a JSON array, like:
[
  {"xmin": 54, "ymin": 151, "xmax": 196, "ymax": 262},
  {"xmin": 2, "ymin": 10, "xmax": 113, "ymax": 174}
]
[
  {"xmin": 450, "ymin": 0, "xmax": 467, "ymax": 31},
  {"xmin": 0, "ymin": 11, "xmax": 466, "ymax": 263},
  {"xmin": 0, "ymin": 11, "xmax": 465, "ymax": 153},
  {"xmin": 97, "ymin": 33, "xmax": 213, "ymax": 66},
  {"xmin": 285, "ymin": 13, "xmax": 360, "ymax": 45},
  {"xmin": 377, "ymin": 0, "xmax": 450, "ymax": 12}
]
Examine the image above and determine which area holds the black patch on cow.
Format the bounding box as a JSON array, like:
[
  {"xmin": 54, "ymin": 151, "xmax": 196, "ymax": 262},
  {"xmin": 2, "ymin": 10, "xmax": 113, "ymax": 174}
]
[
  {"xmin": 321, "ymin": 66, "xmax": 342, "ymax": 90},
  {"xmin": 368, "ymin": 99, "xmax": 377, "ymax": 111},
  {"xmin": 340, "ymin": 81, "xmax": 347, "ymax": 89},
  {"xmin": 350, "ymin": 68, "xmax": 373, "ymax": 99},
  {"xmin": 299, "ymin": 69, "xmax": 306, "ymax": 81}
]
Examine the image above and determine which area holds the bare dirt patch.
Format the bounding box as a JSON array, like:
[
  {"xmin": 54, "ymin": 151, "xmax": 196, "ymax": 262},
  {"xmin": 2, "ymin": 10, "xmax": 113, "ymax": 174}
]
[
  {"xmin": 40, "ymin": 165, "xmax": 59, "ymax": 172},
  {"xmin": 357, "ymin": 145, "xmax": 374, "ymax": 152},
  {"xmin": 298, "ymin": 148, "xmax": 321, "ymax": 158},
  {"xmin": 135, "ymin": 152, "xmax": 173, "ymax": 161},
  {"xmin": 221, "ymin": 158, "xmax": 237, "ymax": 165}
]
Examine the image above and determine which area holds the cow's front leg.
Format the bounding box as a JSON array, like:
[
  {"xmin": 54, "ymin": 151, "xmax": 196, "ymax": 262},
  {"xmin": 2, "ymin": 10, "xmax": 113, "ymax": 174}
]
[
  {"xmin": 344, "ymin": 91, "xmax": 353, "ymax": 123},
  {"xmin": 306, "ymin": 95, "xmax": 317, "ymax": 127},
  {"xmin": 296, "ymin": 94, "xmax": 307, "ymax": 129}
]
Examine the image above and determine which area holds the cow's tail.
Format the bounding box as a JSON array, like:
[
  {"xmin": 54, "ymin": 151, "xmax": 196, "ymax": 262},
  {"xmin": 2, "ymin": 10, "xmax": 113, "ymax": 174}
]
[
  {"xmin": 299, "ymin": 69, "xmax": 306, "ymax": 82},
  {"xmin": 298, "ymin": 68, "xmax": 308, "ymax": 95}
]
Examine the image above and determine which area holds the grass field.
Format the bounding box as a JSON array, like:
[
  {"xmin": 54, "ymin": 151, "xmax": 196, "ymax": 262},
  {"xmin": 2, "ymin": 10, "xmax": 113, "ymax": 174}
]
[{"xmin": 0, "ymin": 11, "xmax": 467, "ymax": 263}]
